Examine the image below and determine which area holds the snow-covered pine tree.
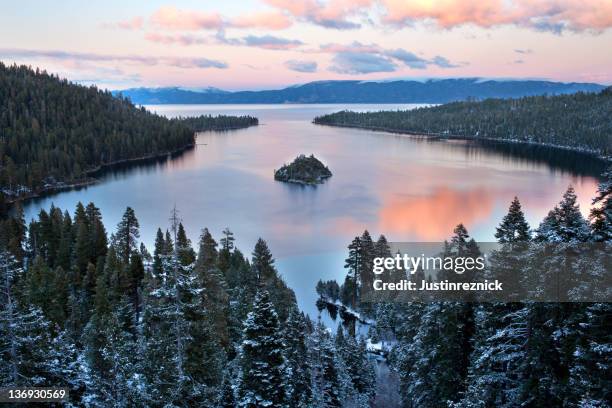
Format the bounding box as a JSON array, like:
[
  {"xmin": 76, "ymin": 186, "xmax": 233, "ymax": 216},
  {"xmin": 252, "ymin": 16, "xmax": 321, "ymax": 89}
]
[
  {"xmin": 218, "ymin": 373, "xmax": 238, "ymax": 408},
  {"xmin": 0, "ymin": 250, "xmax": 63, "ymax": 387},
  {"xmin": 568, "ymin": 302, "xmax": 611, "ymax": 407},
  {"xmin": 495, "ymin": 196, "xmax": 531, "ymax": 243},
  {"xmin": 454, "ymin": 198, "xmax": 533, "ymax": 407},
  {"xmin": 310, "ymin": 320, "xmax": 342, "ymax": 408},
  {"xmin": 404, "ymin": 301, "xmax": 469, "ymax": 407},
  {"xmin": 81, "ymin": 298, "xmax": 142, "ymax": 407},
  {"xmin": 142, "ymin": 210, "xmax": 224, "ymax": 406},
  {"xmin": 237, "ymin": 290, "xmax": 287, "ymax": 408},
  {"xmin": 589, "ymin": 167, "xmax": 612, "ymax": 242},
  {"xmin": 283, "ymin": 308, "xmax": 313, "ymax": 407},
  {"xmin": 338, "ymin": 334, "xmax": 376, "ymax": 406},
  {"xmin": 250, "ymin": 238, "xmax": 295, "ymax": 322},
  {"xmin": 536, "ymin": 186, "xmax": 590, "ymax": 242}
]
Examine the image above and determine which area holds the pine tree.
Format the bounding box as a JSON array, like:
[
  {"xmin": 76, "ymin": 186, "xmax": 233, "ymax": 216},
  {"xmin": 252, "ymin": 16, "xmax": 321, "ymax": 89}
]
[
  {"xmin": 568, "ymin": 303, "xmax": 611, "ymax": 406},
  {"xmin": 344, "ymin": 236, "xmax": 362, "ymax": 309},
  {"xmin": 340, "ymin": 335, "xmax": 375, "ymax": 401},
  {"xmin": 115, "ymin": 207, "xmax": 140, "ymax": 265},
  {"xmin": 86, "ymin": 202, "xmax": 108, "ymax": 263},
  {"xmin": 495, "ymin": 197, "xmax": 531, "ymax": 243},
  {"xmin": 404, "ymin": 302, "xmax": 468, "ymax": 407},
  {"xmin": 153, "ymin": 228, "xmax": 165, "ymax": 275},
  {"xmin": 537, "ymin": 186, "xmax": 589, "ymax": 242},
  {"xmin": 82, "ymin": 298, "xmax": 141, "ymax": 407},
  {"xmin": 237, "ymin": 290, "xmax": 287, "ymax": 408},
  {"xmin": 220, "ymin": 227, "xmax": 235, "ymax": 252},
  {"xmin": 252, "ymin": 238, "xmax": 275, "ymax": 283},
  {"xmin": 283, "ymin": 309, "xmax": 313, "ymax": 407},
  {"xmin": 359, "ymin": 230, "xmax": 375, "ymax": 302},
  {"xmin": 56, "ymin": 211, "xmax": 73, "ymax": 271},
  {"xmin": 196, "ymin": 228, "xmax": 230, "ymax": 349},
  {"xmin": 142, "ymin": 210, "xmax": 224, "ymax": 406},
  {"xmin": 311, "ymin": 320, "xmax": 342, "ymax": 408},
  {"xmin": 176, "ymin": 223, "xmax": 196, "ymax": 266},
  {"xmin": 250, "ymin": 238, "xmax": 295, "ymax": 322},
  {"xmin": 589, "ymin": 167, "xmax": 612, "ymax": 242},
  {"xmin": 218, "ymin": 374, "xmax": 237, "ymax": 408},
  {"xmin": 0, "ymin": 250, "xmax": 58, "ymax": 386}
]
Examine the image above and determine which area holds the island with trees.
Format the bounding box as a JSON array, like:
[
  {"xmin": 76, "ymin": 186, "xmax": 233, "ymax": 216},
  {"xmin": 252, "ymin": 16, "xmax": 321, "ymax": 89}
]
[
  {"xmin": 0, "ymin": 63, "xmax": 258, "ymax": 202},
  {"xmin": 314, "ymin": 87, "xmax": 612, "ymax": 160},
  {"xmin": 274, "ymin": 154, "xmax": 332, "ymax": 185}
]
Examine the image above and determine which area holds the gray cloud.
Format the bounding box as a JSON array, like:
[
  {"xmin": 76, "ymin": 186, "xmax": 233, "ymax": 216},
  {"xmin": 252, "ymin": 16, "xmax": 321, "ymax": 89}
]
[
  {"xmin": 215, "ymin": 32, "xmax": 303, "ymax": 50},
  {"xmin": 242, "ymin": 35, "xmax": 303, "ymax": 50},
  {"xmin": 514, "ymin": 48, "xmax": 533, "ymax": 54},
  {"xmin": 0, "ymin": 48, "xmax": 227, "ymax": 69},
  {"xmin": 315, "ymin": 19, "xmax": 361, "ymax": 30},
  {"xmin": 285, "ymin": 60, "xmax": 318, "ymax": 73},
  {"xmin": 320, "ymin": 43, "xmax": 461, "ymax": 71},
  {"xmin": 384, "ymin": 49, "xmax": 428, "ymax": 69},
  {"xmin": 329, "ymin": 52, "xmax": 396, "ymax": 74},
  {"xmin": 431, "ymin": 56, "xmax": 460, "ymax": 68}
]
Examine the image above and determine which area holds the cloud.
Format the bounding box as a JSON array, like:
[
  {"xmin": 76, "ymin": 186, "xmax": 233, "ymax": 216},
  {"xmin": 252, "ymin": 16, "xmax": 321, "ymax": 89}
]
[
  {"xmin": 318, "ymin": 42, "xmax": 461, "ymax": 71},
  {"xmin": 242, "ymin": 35, "xmax": 303, "ymax": 50},
  {"xmin": 431, "ymin": 55, "xmax": 460, "ymax": 68},
  {"xmin": 144, "ymin": 33, "xmax": 208, "ymax": 46},
  {"xmin": 264, "ymin": 0, "xmax": 373, "ymax": 29},
  {"xmin": 319, "ymin": 41, "xmax": 381, "ymax": 54},
  {"xmin": 124, "ymin": 1, "xmax": 612, "ymax": 35},
  {"xmin": 0, "ymin": 48, "xmax": 228, "ymax": 69},
  {"xmin": 514, "ymin": 48, "xmax": 533, "ymax": 54},
  {"xmin": 384, "ymin": 49, "xmax": 428, "ymax": 69},
  {"xmin": 150, "ymin": 6, "xmax": 223, "ymax": 30},
  {"xmin": 514, "ymin": 59, "xmax": 525, "ymax": 64},
  {"xmin": 215, "ymin": 32, "xmax": 304, "ymax": 50},
  {"xmin": 379, "ymin": 0, "xmax": 612, "ymax": 33},
  {"xmin": 102, "ymin": 16, "xmax": 144, "ymax": 30},
  {"xmin": 285, "ymin": 60, "xmax": 318, "ymax": 72},
  {"xmin": 230, "ymin": 11, "xmax": 293, "ymax": 30},
  {"xmin": 329, "ymin": 52, "xmax": 396, "ymax": 74},
  {"xmin": 148, "ymin": 7, "xmax": 294, "ymax": 31}
]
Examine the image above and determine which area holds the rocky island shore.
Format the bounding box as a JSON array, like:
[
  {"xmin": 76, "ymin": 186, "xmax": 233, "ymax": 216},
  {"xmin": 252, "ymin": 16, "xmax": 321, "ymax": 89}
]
[{"xmin": 274, "ymin": 154, "xmax": 332, "ymax": 185}]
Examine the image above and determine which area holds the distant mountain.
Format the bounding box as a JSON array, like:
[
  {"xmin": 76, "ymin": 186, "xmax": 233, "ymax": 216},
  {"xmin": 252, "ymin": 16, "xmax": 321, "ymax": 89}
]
[{"xmin": 113, "ymin": 79, "xmax": 606, "ymax": 105}]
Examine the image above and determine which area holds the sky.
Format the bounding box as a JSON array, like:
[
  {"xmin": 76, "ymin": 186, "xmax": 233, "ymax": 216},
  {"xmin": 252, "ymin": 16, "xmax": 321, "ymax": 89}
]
[{"xmin": 1, "ymin": 0, "xmax": 611, "ymax": 90}]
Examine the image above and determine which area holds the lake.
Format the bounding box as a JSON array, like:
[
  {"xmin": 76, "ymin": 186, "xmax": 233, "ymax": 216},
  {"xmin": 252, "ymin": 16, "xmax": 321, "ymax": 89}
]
[{"xmin": 22, "ymin": 104, "xmax": 603, "ymax": 318}]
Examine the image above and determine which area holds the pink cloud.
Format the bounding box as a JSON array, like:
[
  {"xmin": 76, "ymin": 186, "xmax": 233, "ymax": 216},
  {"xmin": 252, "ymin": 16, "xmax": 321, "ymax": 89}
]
[
  {"xmin": 264, "ymin": 0, "xmax": 374, "ymax": 29},
  {"xmin": 231, "ymin": 11, "xmax": 293, "ymax": 30},
  {"xmin": 102, "ymin": 16, "xmax": 144, "ymax": 30},
  {"xmin": 144, "ymin": 33, "xmax": 208, "ymax": 46},
  {"xmin": 380, "ymin": 0, "xmax": 612, "ymax": 32},
  {"xmin": 150, "ymin": 6, "xmax": 223, "ymax": 30}
]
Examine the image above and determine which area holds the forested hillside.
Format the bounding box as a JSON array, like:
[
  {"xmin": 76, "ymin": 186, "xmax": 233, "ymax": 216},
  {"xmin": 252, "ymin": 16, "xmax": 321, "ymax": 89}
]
[
  {"xmin": 316, "ymin": 168, "xmax": 612, "ymax": 407},
  {"xmin": 0, "ymin": 203, "xmax": 375, "ymax": 406},
  {"xmin": 0, "ymin": 64, "xmax": 258, "ymax": 200},
  {"xmin": 314, "ymin": 88, "xmax": 612, "ymax": 157},
  {"xmin": 180, "ymin": 114, "xmax": 258, "ymax": 131}
]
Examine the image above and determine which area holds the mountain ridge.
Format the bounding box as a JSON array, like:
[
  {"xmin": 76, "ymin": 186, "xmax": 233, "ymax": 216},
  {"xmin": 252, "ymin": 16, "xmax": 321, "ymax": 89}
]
[{"xmin": 113, "ymin": 78, "xmax": 606, "ymax": 105}]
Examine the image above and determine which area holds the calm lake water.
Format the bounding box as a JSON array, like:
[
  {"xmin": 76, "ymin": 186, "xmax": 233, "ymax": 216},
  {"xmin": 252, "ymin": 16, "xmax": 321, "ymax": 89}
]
[{"xmin": 22, "ymin": 104, "xmax": 603, "ymax": 318}]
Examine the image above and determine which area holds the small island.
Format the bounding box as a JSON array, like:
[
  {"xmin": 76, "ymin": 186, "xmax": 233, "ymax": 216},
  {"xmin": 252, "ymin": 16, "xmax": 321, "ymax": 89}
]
[{"xmin": 274, "ymin": 154, "xmax": 332, "ymax": 185}]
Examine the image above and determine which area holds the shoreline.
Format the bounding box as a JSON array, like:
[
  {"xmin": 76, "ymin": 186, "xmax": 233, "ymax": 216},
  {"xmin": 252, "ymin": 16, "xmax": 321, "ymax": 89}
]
[
  {"xmin": 6, "ymin": 121, "xmax": 260, "ymax": 206},
  {"xmin": 7, "ymin": 143, "xmax": 195, "ymax": 205},
  {"xmin": 313, "ymin": 122, "xmax": 612, "ymax": 164}
]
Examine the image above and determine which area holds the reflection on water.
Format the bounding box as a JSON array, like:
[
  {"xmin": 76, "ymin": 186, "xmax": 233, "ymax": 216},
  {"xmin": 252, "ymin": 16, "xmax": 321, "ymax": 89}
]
[{"xmin": 22, "ymin": 104, "xmax": 602, "ymax": 317}]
